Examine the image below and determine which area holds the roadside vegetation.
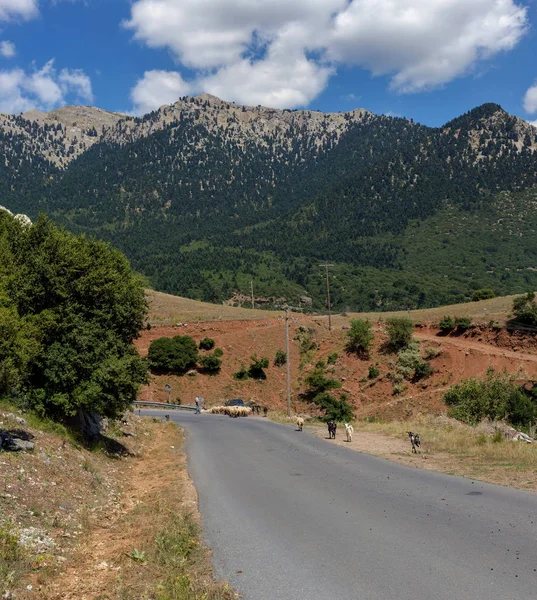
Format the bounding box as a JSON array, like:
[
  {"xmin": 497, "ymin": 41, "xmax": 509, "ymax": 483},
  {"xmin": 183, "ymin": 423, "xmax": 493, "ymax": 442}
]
[{"xmin": 0, "ymin": 212, "xmax": 147, "ymax": 436}]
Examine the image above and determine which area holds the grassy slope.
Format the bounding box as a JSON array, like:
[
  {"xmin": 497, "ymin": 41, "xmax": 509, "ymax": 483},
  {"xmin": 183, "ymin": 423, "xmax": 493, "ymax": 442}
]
[{"xmin": 147, "ymin": 288, "xmax": 520, "ymax": 326}]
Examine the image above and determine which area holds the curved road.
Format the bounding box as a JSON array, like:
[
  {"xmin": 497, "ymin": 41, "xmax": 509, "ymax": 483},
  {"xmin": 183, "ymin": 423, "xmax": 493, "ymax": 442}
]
[{"xmin": 143, "ymin": 410, "xmax": 537, "ymax": 600}]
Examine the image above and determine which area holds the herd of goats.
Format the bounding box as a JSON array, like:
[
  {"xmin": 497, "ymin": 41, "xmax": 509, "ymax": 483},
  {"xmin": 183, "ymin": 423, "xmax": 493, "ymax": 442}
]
[{"xmin": 162, "ymin": 407, "xmax": 422, "ymax": 453}]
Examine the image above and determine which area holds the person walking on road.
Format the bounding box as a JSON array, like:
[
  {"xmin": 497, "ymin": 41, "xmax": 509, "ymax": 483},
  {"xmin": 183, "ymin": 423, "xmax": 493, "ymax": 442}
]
[{"xmin": 195, "ymin": 395, "xmax": 201, "ymax": 414}]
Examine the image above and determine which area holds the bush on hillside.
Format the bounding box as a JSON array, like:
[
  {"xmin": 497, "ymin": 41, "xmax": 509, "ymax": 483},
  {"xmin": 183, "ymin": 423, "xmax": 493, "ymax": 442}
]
[
  {"xmin": 214, "ymin": 347, "xmax": 224, "ymax": 358},
  {"xmin": 198, "ymin": 353, "xmax": 222, "ymax": 374},
  {"xmin": 327, "ymin": 352, "xmax": 338, "ymax": 365},
  {"xmin": 368, "ymin": 364, "xmax": 380, "ymax": 379},
  {"xmin": 0, "ymin": 212, "xmax": 147, "ymax": 428},
  {"xmin": 413, "ymin": 361, "xmax": 434, "ymax": 381},
  {"xmin": 148, "ymin": 336, "xmax": 199, "ymax": 373},
  {"xmin": 199, "ymin": 338, "xmax": 215, "ymax": 351},
  {"xmin": 247, "ymin": 354, "xmax": 269, "ymax": 380},
  {"xmin": 454, "ymin": 317, "xmax": 472, "ymax": 330},
  {"xmin": 511, "ymin": 292, "xmax": 537, "ymax": 327},
  {"xmin": 233, "ymin": 364, "xmax": 249, "ymax": 381},
  {"xmin": 274, "ymin": 349, "xmax": 287, "ymax": 366},
  {"xmin": 346, "ymin": 319, "xmax": 374, "ymax": 356},
  {"xmin": 444, "ymin": 372, "xmax": 537, "ymax": 427},
  {"xmin": 385, "ymin": 317, "xmax": 413, "ymax": 350},
  {"xmin": 438, "ymin": 316, "xmax": 455, "ymax": 331},
  {"xmin": 471, "ymin": 289, "xmax": 496, "ymax": 302}
]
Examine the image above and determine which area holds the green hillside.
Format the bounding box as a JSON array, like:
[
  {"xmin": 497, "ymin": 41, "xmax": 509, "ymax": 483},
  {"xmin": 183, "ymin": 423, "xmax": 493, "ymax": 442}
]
[{"xmin": 2, "ymin": 97, "xmax": 537, "ymax": 311}]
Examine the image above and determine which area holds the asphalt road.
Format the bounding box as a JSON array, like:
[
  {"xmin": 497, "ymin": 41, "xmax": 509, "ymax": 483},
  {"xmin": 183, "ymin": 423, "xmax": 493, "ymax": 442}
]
[{"xmin": 142, "ymin": 410, "xmax": 537, "ymax": 600}]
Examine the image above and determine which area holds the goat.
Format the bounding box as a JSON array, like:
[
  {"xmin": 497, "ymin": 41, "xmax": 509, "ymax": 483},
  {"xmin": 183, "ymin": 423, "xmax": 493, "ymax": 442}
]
[
  {"xmin": 345, "ymin": 423, "xmax": 353, "ymax": 442},
  {"xmin": 263, "ymin": 406, "xmax": 268, "ymax": 417},
  {"xmin": 165, "ymin": 414, "xmax": 170, "ymax": 421},
  {"xmin": 327, "ymin": 421, "xmax": 337, "ymax": 439},
  {"xmin": 296, "ymin": 417, "xmax": 304, "ymax": 431},
  {"xmin": 407, "ymin": 431, "xmax": 421, "ymax": 453}
]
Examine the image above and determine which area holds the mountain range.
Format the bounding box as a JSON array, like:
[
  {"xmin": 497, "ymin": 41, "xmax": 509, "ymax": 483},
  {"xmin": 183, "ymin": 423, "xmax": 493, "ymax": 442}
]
[{"xmin": 1, "ymin": 94, "xmax": 537, "ymax": 312}]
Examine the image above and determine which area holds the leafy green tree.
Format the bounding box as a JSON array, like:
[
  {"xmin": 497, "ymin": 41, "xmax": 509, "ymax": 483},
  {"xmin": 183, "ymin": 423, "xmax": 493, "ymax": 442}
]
[
  {"xmin": 471, "ymin": 289, "xmax": 495, "ymax": 301},
  {"xmin": 346, "ymin": 319, "xmax": 374, "ymax": 357},
  {"xmin": 0, "ymin": 213, "xmax": 147, "ymax": 428},
  {"xmin": 385, "ymin": 317, "xmax": 413, "ymax": 350},
  {"xmin": 303, "ymin": 366, "xmax": 342, "ymax": 400},
  {"xmin": 148, "ymin": 336, "xmax": 198, "ymax": 373},
  {"xmin": 512, "ymin": 292, "xmax": 537, "ymax": 326},
  {"xmin": 313, "ymin": 392, "xmax": 354, "ymax": 423}
]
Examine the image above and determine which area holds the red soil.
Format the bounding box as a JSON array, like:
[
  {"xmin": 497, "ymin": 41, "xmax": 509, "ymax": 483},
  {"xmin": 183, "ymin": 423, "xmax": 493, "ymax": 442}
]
[{"xmin": 134, "ymin": 318, "xmax": 537, "ymax": 421}]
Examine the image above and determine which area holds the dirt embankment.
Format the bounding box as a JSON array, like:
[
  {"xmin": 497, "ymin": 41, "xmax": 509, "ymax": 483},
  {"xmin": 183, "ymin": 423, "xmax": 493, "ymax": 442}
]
[
  {"xmin": 136, "ymin": 318, "xmax": 537, "ymax": 422},
  {"xmin": 1, "ymin": 409, "xmax": 233, "ymax": 600}
]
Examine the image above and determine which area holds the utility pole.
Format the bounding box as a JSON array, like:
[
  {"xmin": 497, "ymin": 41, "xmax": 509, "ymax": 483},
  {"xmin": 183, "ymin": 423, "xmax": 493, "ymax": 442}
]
[
  {"xmin": 320, "ymin": 264, "xmax": 334, "ymax": 331},
  {"xmin": 250, "ymin": 281, "xmax": 255, "ymax": 310},
  {"xmin": 285, "ymin": 307, "xmax": 291, "ymax": 417}
]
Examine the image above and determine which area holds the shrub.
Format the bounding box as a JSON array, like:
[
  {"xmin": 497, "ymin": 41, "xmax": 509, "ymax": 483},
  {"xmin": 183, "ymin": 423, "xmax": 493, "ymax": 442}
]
[
  {"xmin": 199, "ymin": 338, "xmax": 215, "ymax": 350},
  {"xmin": 148, "ymin": 335, "xmax": 199, "ymax": 373},
  {"xmin": 214, "ymin": 347, "xmax": 224, "ymax": 357},
  {"xmin": 294, "ymin": 326, "xmax": 317, "ymax": 355},
  {"xmin": 454, "ymin": 317, "xmax": 472, "ymax": 330},
  {"xmin": 248, "ymin": 354, "xmax": 269, "ymax": 380},
  {"xmin": 392, "ymin": 383, "xmax": 404, "ymax": 396},
  {"xmin": 312, "ymin": 392, "xmax": 354, "ymax": 423},
  {"xmin": 346, "ymin": 319, "xmax": 374, "ymax": 356},
  {"xmin": 303, "ymin": 365, "xmax": 342, "ymax": 401},
  {"xmin": 368, "ymin": 365, "xmax": 380, "ymax": 379},
  {"xmin": 444, "ymin": 372, "xmax": 537, "ymax": 426},
  {"xmin": 198, "ymin": 353, "xmax": 221, "ymax": 373},
  {"xmin": 327, "ymin": 352, "xmax": 338, "ymax": 365},
  {"xmin": 233, "ymin": 364, "xmax": 249, "ymax": 381},
  {"xmin": 414, "ymin": 361, "xmax": 433, "ymax": 380},
  {"xmin": 385, "ymin": 317, "xmax": 413, "ymax": 350},
  {"xmin": 511, "ymin": 292, "xmax": 537, "ymax": 326},
  {"xmin": 471, "ymin": 289, "xmax": 496, "ymax": 302},
  {"xmin": 439, "ymin": 316, "xmax": 455, "ymax": 331},
  {"xmin": 274, "ymin": 349, "xmax": 287, "ymax": 366},
  {"xmin": 423, "ymin": 346, "xmax": 441, "ymax": 360}
]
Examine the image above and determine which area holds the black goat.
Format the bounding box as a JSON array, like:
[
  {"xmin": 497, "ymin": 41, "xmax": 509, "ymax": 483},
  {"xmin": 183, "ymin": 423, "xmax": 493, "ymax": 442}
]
[{"xmin": 327, "ymin": 421, "xmax": 337, "ymax": 439}]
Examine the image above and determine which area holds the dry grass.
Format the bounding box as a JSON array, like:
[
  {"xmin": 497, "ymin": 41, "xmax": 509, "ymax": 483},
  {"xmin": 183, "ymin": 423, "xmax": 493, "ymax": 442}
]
[
  {"xmin": 354, "ymin": 416, "xmax": 537, "ymax": 478},
  {"xmin": 146, "ymin": 289, "xmax": 524, "ymax": 327},
  {"xmin": 147, "ymin": 290, "xmax": 275, "ymax": 325},
  {"xmin": 345, "ymin": 294, "xmax": 521, "ymax": 326}
]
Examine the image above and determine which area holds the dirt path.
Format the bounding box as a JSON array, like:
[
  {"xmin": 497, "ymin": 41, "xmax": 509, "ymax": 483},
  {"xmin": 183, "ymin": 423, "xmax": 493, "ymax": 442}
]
[
  {"xmin": 36, "ymin": 422, "xmax": 198, "ymax": 600},
  {"xmin": 415, "ymin": 330, "xmax": 537, "ymax": 363}
]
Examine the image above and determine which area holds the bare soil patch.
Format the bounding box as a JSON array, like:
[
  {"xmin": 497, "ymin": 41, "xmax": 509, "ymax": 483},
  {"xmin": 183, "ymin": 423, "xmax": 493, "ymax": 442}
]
[{"xmin": 36, "ymin": 420, "xmax": 234, "ymax": 600}]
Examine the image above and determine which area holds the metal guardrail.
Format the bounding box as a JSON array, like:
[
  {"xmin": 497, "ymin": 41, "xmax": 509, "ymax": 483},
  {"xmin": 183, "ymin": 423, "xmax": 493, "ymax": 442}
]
[{"xmin": 133, "ymin": 401, "xmax": 196, "ymax": 411}]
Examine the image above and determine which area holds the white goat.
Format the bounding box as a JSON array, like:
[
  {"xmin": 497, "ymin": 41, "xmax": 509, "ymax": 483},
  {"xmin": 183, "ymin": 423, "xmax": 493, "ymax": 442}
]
[
  {"xmin": 345, "ymin": 423, "xmax": 354, "ymax": 442},
  {"xmin": 296, "ymin": 417, "xmax": 304, "ymax": 431}
]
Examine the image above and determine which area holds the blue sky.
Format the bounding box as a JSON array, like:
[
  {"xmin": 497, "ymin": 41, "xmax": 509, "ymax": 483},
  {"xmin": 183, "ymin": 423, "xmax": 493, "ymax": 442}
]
[{"xmin": 0, "ymin": 0, "xmax": 536, "ymax": 127}]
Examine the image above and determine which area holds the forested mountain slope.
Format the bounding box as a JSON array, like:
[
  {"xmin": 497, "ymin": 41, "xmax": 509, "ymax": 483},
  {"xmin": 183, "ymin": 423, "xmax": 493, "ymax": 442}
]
[{"xmin": 1, "ymin": 95, "xmax": 537, "ymax": 311}]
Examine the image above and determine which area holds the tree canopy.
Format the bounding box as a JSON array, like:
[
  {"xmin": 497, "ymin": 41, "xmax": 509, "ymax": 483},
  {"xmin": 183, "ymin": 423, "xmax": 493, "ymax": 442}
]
[{"xmin": 0, "ymin": 212, "xmax": 147, "ymax": 422}]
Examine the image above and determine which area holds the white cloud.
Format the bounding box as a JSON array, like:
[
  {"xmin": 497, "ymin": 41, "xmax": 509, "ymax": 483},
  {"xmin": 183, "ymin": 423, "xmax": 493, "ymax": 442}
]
[
  {"xmin": 0, "ymin": 41, "xmax": 16, "ymax": 58},
  {"xmin": 329, "ymin": 0, "xmax": 529, "ymax": 93},
  {"xmin": 0, "ymin": 60, "xmax": 94, "ymax": 113},
  {"xmin": 126, "ymin": 0, "xmax": 528, "ymax": 110},
  {"xmin": 131, "ymin": 70, "xmax": 193, "ymax": 114},
  {"xmin": 0, "ymin": 0, "xmax": 38, "ymax": 21},
  {"xmin": 58, "ymin": 68, "xmax": 94, "ymax": 103},
  {"xmin": 523, "ymin": 83, "xmax": 537, "ymax": 115}
]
